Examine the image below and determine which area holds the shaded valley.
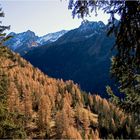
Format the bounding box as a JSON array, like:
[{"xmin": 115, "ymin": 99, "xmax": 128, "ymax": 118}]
[{"xmin": 24, "ymin": 21, "xmax": 116, "ymax": 96}]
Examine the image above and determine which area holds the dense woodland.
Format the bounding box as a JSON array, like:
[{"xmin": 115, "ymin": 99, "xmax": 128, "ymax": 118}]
[{"xmin": 0, "ymin": 46, "xmax": 137, "ymax": 139}]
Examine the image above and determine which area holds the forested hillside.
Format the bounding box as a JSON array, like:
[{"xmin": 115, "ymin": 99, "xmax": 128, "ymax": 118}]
[{"xmin": 0, "ymin": 46, "xmax": 136, "ymax": 139}]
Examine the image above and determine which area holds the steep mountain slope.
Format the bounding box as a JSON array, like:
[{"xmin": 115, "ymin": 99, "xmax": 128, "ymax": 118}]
[
  {"xmin": 0, "ymin": 46, "xmax": 134, "ymax": 139},
  {"xmin": 5, "ymin": 30, "xmax": 67, "ymax": 55},
  {"xmin": 24, "ymin": 21, "xmax": 116, "ymax": 96}
]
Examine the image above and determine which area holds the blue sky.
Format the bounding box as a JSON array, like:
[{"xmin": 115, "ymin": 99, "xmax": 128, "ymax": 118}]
[{"xmin": 0, "ymin": 0, "xmax": 110, "ymax": 36}]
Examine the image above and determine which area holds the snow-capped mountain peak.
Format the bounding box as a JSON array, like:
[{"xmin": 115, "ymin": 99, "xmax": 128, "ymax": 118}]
[{"xmin": 37, "ymin": 30, "xmax": 68, "ymax": 45}]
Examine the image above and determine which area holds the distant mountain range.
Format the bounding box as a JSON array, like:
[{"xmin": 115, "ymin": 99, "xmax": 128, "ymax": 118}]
[
  {"xmin": 5, "ymin": 30, "xmax": 67, "ymax": 55},
  {"xmin": 6, "ymin": 20, "xmax": 117, "ymax": 96}
]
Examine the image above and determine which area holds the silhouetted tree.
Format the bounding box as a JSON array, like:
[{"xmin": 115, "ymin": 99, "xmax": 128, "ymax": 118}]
[
  {"xmin": 0, "ymin": 7, "xmax": 10, "ymax": 48},
  {"xmin": 68, "ymin": 0, "xmax": 140, "ymax": 122}
]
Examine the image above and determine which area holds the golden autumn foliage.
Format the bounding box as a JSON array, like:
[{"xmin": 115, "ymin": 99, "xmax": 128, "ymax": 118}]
[{"xmin": 0, "ymin": 47, "xmax": 135, "ymax": 139}]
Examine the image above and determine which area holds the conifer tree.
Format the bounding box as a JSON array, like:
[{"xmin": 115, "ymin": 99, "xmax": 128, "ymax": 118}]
[
  {"xmin": 68, "ymin": 1, "xmax": 140, "ymax": 131},
  {"xmin": 0, "ymin": 7, "xmax": 10, "ymax": 48}
]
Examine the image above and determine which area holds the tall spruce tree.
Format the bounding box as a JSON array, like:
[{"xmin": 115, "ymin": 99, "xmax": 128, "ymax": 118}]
[
  {"xmin": 68, "ymin": 0, "xmax": 140, "ymax": 136},
  {"xmin": 68, "ymin": 0, "xmax": 140, "ymax": 112}
]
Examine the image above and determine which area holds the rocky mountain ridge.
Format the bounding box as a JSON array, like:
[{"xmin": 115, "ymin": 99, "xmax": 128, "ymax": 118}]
[{"xmin": 5, "ymin": 30, "xmax": 67, "ymax": 55}]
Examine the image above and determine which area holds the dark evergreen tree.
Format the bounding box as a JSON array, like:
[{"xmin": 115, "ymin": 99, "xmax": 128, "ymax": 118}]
[
  {"xmin": 0, "ymin": 6, "xmax": 27, "ymax": 139},
  {"xmin": 0, "ymin": 7, "xmax": 10, "ymax": 48},
  {"xmin": 68, "ymin": 0, "xmax": 140, "ymax": 137}
]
